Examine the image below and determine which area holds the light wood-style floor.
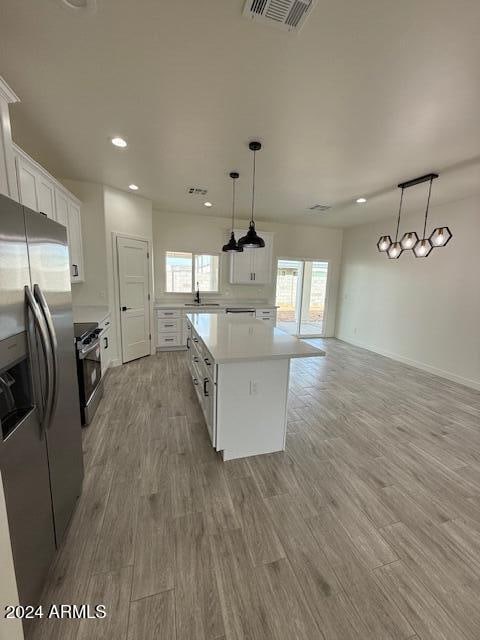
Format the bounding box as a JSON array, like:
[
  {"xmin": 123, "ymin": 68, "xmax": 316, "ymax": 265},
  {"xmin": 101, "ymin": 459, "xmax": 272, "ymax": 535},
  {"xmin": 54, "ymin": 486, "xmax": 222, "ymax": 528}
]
[{"xmin": 29, "ymin": 338, "xmax": 480, "ymax": 640}]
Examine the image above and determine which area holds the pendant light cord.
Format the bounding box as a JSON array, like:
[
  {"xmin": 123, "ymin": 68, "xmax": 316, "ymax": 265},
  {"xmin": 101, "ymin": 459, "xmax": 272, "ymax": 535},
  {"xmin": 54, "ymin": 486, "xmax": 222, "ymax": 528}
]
[
  {"xmin": 251, "ymin": 149, "xmax": 256, "ymax": 225},
  {"xmin": 422, "ymin": 177, "xmax": 433, "ymax": 238},
  {"xmin": 395, "ymin": 187, "xmax": 404, "ymax": 242}
]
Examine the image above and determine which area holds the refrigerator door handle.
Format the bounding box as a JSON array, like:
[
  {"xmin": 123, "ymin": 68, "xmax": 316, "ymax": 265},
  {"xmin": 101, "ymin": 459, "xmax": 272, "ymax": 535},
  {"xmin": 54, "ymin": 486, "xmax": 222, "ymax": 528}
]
[
  {"xmin": 25, "ymin": 285, "xmax": 53, "ymax": 434},
  {"xmin": 34, "ymin": 284, "xmax": 59, "ymax": 426}
]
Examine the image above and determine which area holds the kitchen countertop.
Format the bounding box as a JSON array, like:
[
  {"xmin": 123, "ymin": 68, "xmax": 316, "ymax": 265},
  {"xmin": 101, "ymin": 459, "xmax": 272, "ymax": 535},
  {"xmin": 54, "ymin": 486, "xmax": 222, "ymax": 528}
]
[
  {"xmin": 72, "ymin": 305, "xmax": 110, "ymax": 324},
  {"xmin": 187, "ymin": 313, "xmax": 324, "ymax": 364},
  {"xmin": 155, "ymin": 300, "xmax": 277, "ymax": 310}
]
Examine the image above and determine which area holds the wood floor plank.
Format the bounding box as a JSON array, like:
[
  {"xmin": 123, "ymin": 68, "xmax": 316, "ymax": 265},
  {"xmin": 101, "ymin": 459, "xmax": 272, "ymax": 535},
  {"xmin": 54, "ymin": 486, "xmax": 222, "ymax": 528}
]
[
  {"xmin": 175, "ymin": 512, "xmax": 225, "ymax": 640},
  {"xmin": 374, "ymin": 560, "xmax": 468, "ymax": 640},
  {"xmin": 127, "ymin": 591, "xmax": 175, "ymax": 640},
  {"xmin": 256, "ymin": 558, "xmax": 325, "ymax": 640},
  {"xmin": 131, "ymin": 493, "xmax": 175, "ymax": 600},
  {"xmin": 210, "ymin": 527, "xmax": 275, "ymax": 640},
  {"xmin": 228, "ymin": 475, "xmax": 285, "ymax": 566},
  {"xmin": 265, "ymin": 493, "xmax": 342, "ymax": 599},
  {"xmin": 92, "ymin": 475, "xmax": 138, "ymax": 575},
  {"xmin": 76, "ymin": 566, "xmax": 133, "ymax": 640}
]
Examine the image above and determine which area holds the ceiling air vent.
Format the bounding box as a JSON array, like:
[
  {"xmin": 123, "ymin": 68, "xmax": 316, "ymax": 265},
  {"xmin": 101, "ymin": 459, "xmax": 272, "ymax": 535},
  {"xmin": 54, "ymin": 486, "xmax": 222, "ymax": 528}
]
[
  {"xmin": 308, "ymin": 203, "xmax": 331, "ymax": 213},
  {"xmin": 243, "ymin": 0, "xmax": 317, "ymax": 32},
  {"xmin": 186, "ymin": 187, "xmax": 208, "ymax": 196}
]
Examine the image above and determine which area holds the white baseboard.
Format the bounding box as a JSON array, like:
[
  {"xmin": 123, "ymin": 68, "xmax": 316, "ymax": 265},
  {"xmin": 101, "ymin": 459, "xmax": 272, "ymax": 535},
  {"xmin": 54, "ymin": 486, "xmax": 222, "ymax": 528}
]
[
  {"xmin": 110, "ymin": 358, "xmax": 122, "ymax": 368},
  {"xmin": 336, "ymin": 334, "xmax": 480, "ymax": 392}
]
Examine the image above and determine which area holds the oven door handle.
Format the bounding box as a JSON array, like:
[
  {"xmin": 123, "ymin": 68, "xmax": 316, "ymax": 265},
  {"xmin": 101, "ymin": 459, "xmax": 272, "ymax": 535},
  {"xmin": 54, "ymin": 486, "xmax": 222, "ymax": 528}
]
[
  {"xmin": 25, "ymin": 285, "xmax": 52, "ymax": 435},
  {"xmin": 34, "ymin": 284, "xmax": 59, "ymax": 429},
  {"xmin": 79, "ymin": 340, "xmax": 100, "ymax": 359}
]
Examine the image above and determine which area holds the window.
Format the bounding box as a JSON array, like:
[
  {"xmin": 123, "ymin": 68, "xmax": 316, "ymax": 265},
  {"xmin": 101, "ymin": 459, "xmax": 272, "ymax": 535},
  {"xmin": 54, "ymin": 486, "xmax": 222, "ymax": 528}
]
[
  {"xmin": 165, "ymin": 252, "xmax": 220, "ymax": 293},
  {"xmin": 165, "ymin": 252, "xmax": 192, "ymax": 293},
  {"xmin": 194, "ymin": 254, "xmax": 219, "ymax": 293}
]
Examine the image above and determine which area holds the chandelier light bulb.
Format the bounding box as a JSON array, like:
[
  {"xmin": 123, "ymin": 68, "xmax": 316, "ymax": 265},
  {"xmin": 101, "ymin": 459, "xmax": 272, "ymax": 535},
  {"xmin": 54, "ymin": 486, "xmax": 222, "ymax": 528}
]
[
  {"xmin": 377, "ymin": 235, "xmax": 391, "ymax": 252},
  {"xmin": 387, "ymin": 242, "xmax": 403, "ymax": 260},
  {"xmin": 429, "ymin": 226, "xmax": 452, "ymax": 248},
  {"xmin": 400, "ymin": 231, "xmax": 418, "ymax": 250},
  {"xmin": 413, "ymin": 238, "xmax": 433, "ymax": 258}
]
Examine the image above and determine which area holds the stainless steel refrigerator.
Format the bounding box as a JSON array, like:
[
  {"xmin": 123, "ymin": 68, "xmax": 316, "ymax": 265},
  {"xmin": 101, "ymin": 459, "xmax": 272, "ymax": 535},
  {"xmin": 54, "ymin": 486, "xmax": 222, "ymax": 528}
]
[{"xmin": 0, "ymin": 193, "xmax": 84, "ymax": 610}]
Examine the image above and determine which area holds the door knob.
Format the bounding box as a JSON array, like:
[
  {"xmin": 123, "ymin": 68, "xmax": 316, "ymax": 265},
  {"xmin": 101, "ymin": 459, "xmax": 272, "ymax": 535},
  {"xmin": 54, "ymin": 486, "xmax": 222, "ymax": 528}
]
[{"xmin": 121, "ymin": 306, "xmax": 132, "ymax": 311}]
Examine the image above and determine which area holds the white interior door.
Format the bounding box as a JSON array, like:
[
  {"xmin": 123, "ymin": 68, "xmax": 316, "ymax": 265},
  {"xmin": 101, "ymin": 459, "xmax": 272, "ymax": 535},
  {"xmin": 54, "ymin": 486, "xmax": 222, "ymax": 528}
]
[{"xmin": 117, "ymin": 236, "xmax": 151, "ymax": 363}]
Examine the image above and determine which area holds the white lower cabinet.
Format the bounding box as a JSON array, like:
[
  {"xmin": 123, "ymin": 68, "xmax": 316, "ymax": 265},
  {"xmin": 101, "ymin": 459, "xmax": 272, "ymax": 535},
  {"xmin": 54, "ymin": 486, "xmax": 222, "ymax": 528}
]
[
  {"xmin": 187, "ymin": 328, "xmax": 216, "ymax": 445},
  {"xmin": 156, "ymin": 309, "xmax": 184, "ymax": 350},
  {"xmin": 14, "ymin": 144, "xmax": 85, "ymax": 284},
  {"xmin": 99, "ymin": 314, "xmax": 112, "ymax": 376},
  {"xmin": 100, "ymin": 329, "xmax": 111, "ymax": 377}
]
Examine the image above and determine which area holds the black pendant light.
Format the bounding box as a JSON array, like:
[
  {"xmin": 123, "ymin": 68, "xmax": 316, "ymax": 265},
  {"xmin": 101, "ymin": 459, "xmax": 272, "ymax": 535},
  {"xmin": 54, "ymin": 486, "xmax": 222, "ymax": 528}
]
[
  {"xmin": 222, "ymin": 171, "xmax": 243, "ymax": 253},
  {"xmin": 238, "ymin": 141, "xmax": 265, "ymax": 249}
]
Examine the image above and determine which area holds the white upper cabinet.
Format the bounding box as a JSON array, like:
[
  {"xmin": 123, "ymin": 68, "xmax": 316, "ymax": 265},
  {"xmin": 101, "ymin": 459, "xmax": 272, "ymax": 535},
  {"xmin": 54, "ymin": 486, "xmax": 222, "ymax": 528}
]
[
  {"xmin": 14, "ymin": 145, "xmax": 84, "ymax": 283},
  {"xmin": 229, "ymin": 229, "xmax": 273, "ymax": 285},
  {"xmin": 16, "ymin": 154, "xmax": 39, "ymax": 212},
  {"xmin": 36, "ymin": 174, "xmax": 55, "ymax": 220},
  {"xmin": 67, "ymin": 200, "xmax": 84, "ymax": 282}
]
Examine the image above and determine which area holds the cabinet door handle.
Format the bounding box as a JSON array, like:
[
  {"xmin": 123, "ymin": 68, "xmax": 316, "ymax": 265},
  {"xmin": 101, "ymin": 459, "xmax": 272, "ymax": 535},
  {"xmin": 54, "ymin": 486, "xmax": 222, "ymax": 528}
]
[
  {"xmin": 193, "ymin": 377, "xmax": 199, "ymax": 385},
  {"xmin": 253, "ymin": 272, "xmax": 256, "ymax": 281},
  {"xmin": 164, "ymin": 323, "xmax": 175, "ymax": 327},
  {"xmin": 203, "ymin": 377, "xmax": 209, "ymax": 397},
  {"xmin": 72, "ymin": 264, "xmax": 79, "ymax": 277},
  {"xmin": 193, "ymin": 356, "xmax": 199, "ymax": 363},
  {"xmin": 193, "ymin": 337, "xmax": 198, "ymax": 343},
  {"xmin": 186, "ymin": 336, "xmax": 190, "ymax": 349},
  {"xmin": 104, "ymin": 336, "xmax": 109, "ymax": 348},
  {"xmin": 204, "ymin": 357, "xmax": 211, "ymax": 366},
  {"xmin": 165, "ymin": 338, "xmax": 175, "ymax": 342}
]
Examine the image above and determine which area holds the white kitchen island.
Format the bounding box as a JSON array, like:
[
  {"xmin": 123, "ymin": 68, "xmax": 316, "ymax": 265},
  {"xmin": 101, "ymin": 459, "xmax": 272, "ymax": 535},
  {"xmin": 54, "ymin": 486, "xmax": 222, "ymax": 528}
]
[{"xmin": 186, "ymin": 313, "xmax": 324, "ymax": 460}]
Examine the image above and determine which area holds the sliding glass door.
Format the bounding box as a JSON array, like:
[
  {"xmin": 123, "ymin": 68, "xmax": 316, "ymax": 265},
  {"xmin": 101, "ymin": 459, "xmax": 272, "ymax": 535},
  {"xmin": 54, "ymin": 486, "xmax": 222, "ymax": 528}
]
[{"xmin": 275, "ymin": 259, "xmax": 329, "ymax": 337}]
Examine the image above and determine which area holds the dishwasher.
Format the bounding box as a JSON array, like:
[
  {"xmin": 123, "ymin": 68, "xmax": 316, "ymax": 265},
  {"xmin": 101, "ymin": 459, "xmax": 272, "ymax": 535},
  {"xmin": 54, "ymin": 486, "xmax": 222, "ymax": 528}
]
[{"xmin": 225, "ymin": 308, "xmax": 256, "ymax": 317}]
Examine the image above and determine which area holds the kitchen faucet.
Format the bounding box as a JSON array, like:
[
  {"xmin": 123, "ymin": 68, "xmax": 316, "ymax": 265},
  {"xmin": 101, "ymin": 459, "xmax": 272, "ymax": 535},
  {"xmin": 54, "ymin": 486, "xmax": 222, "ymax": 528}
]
[{"xmin": 194, "ymin": 282, "xmax": 201, "ymax": 304}]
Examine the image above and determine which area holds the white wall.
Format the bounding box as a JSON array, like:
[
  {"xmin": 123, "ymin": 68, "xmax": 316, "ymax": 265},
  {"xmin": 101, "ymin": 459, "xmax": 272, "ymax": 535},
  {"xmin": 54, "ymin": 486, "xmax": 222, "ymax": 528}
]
[
  {"xmin": 0, "ymin": 482, "xmax": 23, "ymax": 640},
  {"xmin": 62, "ymin": 180, "xmax": 109, "ymax": 307},
  {"xmin": 336, "ymin": 194, "xmax": 480, "ymax": 389},
  {"xmin": 153, "ymin": 210, "xmax": 344, "ymax": 336},
  {"xmin": 104, "ymin": 186, "xmax": 154, "ymax": 365}
]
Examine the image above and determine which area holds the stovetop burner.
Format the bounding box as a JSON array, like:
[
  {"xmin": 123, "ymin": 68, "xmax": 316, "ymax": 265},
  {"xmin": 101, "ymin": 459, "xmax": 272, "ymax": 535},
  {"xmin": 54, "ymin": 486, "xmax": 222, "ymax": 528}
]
[{"xmin": 73, "ymin": 322, "xmax": 98, "ymax": 342}]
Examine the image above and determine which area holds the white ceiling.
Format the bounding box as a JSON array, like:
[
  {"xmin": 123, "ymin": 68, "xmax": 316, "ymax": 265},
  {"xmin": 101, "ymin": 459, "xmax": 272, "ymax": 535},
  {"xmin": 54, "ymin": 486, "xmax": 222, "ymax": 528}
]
[{"xmin": 2, "ymin": 0, "xmax": 480, "ymax": 227}]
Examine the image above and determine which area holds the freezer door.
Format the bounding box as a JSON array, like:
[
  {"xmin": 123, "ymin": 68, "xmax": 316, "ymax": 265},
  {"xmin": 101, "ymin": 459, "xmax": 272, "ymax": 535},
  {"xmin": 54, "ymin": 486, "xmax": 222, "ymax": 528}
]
[
  {"xmin": 24, "ymin": 208, "xmax": 84, "ymax": 546},
  {"xmin": 0, "ymin": 194, "xmax": 31, "ymax": 341},
  {"xmin": 0, "ymin": 407, "xmax": 56, "ymax": 608}
]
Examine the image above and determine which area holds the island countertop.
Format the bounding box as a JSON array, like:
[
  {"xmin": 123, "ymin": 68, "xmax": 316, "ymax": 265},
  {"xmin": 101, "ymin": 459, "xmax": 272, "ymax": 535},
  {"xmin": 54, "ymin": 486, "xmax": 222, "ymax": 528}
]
[{"xmin": 187, "ymin": 313, "xmax": 325, "ymax": 364}]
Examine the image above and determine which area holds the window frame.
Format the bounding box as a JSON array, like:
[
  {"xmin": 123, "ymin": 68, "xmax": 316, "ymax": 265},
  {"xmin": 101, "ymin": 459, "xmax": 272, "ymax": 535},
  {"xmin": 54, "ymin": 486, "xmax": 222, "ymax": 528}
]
[{"xmin": 164, "ymin": 250, "xmax": 221, "ymax": 295}]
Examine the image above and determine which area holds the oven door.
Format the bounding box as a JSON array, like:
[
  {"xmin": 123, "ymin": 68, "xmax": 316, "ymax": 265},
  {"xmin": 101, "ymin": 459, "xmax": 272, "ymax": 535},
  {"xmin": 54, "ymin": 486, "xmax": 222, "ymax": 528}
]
[{"xmin": 78, "ymin": 340, "xmax": 101, "ymax": 405}]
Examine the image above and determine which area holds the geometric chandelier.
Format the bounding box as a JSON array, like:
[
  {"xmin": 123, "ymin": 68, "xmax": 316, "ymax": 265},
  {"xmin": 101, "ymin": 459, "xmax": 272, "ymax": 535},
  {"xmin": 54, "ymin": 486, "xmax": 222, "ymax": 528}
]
[{"xmin": 377, "ymin": 173, "xmax": 452, "ymax": 259}]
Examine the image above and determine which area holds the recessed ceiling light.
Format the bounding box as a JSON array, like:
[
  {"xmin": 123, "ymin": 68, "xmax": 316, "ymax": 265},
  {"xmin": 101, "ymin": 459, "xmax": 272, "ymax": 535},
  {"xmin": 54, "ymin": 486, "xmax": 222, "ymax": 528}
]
[
  {"xmin": 356, "ymin": 197, "xmax": 367, "ymax": 204},
  {"xmin": 111, "ymin": 137, "xmax": 127, "ymax": 148},
  {"xmin": 204, "ymin": 202, "xmax": 213, "ymax": 207},
  {"xmin": 128, "ymin": 184, "xmax": 139, "ymax": 191}
]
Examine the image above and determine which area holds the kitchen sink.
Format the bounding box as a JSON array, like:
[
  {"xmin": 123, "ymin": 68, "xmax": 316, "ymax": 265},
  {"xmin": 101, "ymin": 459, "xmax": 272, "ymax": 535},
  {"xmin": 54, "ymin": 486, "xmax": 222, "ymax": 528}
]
[{"xmin": 184, "ymin": 303, "xmax": 221, "ymax": 307}]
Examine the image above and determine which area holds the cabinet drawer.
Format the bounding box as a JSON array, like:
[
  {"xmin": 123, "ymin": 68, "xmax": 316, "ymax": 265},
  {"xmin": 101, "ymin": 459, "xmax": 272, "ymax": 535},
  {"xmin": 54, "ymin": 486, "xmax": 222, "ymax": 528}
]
[
  {"xmin": 157, "ymin": 309, "xmax": 181, "ymax": 319},
  {"xmin": 258, "ymin": 317, "xmax": 275, "ymax": 326},
  {"xmin": 157, "ymin": 333, "xmax": 182, "ymax": 347},
  {"xmin": 158, "ymin": 318, "xmax": 182, "ymax": 333}
]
